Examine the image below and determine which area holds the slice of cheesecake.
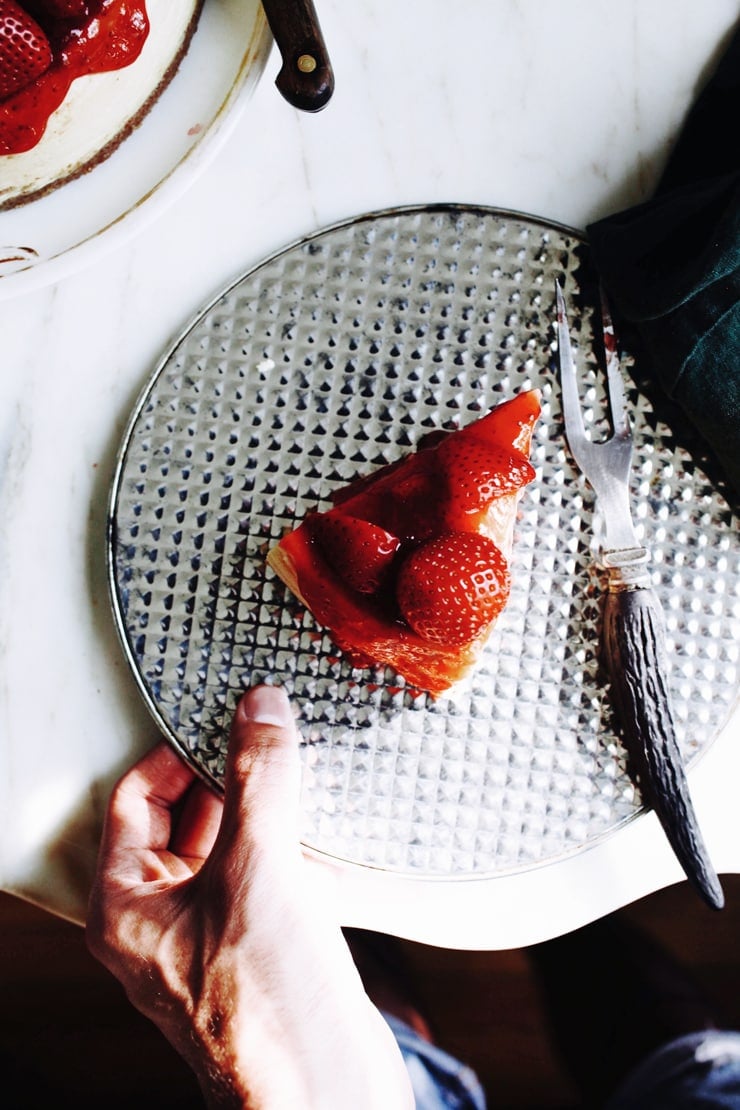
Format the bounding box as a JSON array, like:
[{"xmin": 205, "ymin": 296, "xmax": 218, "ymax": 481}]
[{"xmin": 268, "ymin": 389, "xmax": 540, "ymax": 697}]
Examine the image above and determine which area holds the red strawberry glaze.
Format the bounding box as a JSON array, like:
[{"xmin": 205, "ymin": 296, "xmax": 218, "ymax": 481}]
[{"xmin": 0, "ymin": 1, "xmax": 149, "ymax": 155}]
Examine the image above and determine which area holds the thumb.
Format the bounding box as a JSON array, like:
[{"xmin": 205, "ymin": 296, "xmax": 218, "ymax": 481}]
[{"xmin": 216, "ymin": 684, "xmax": 303, "ymax": 858}]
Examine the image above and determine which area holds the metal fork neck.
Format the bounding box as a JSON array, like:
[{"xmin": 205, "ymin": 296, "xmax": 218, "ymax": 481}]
[{"xmin": 602, "ymin": 546, "xmax": 652, "ymax": 591}]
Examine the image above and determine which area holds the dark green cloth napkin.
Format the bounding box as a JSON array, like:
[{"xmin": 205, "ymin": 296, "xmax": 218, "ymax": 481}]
[{"xmin": 587, "ymin": 24, "xmax": 740, "ymax": 498}]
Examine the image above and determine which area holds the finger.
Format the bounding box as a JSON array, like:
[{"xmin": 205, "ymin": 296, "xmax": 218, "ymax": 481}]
[
  {"xmin": 213, "ymin": 684, "xmax": 302, "ymax": 863},
  {"xmin": 169, "ymin": 778, "xmax": 224, "ymax": 860},
  {"xmin": 98, "ymin": 742, "xmax": 197, "ymax": 869}
]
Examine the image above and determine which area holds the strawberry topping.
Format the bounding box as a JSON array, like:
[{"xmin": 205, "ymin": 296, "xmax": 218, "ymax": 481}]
[
  {"xmin": 0, "ymin": 0, "xmax": 52, "ymax": 99},
  {"xmin": 310, "ymin": 510, "xmax": 401, "ymax": 595},
  {"xmin": 268, "ymin": 390, "xmax": 540, "ymax": 695},
  {"xmin": 0, "ymin": 1, "xmax": 149, "ymax": 154},
  {"xmin": 434, "ymin": 435, "xmax": 536, "ymax": 524},
  {"xmin": 396, "ymin": 531, "xmax": 510, "ymax": 646}
]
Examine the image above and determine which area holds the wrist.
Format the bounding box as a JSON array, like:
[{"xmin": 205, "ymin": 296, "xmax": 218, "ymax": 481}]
[{"xmin": 185, "ymin": 996, "xmax": 413, "ymax": 1110}]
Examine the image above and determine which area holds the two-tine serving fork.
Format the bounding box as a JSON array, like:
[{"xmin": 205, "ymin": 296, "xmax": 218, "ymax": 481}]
[{"xmin": 555, "ymin": 279, "xmax": 724, "ymax": 910}]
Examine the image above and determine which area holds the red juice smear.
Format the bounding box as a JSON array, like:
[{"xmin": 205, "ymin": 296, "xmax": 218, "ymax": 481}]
[{"xmin": 1, "ymin": 1, "xmax": 150, "ymax": 155}]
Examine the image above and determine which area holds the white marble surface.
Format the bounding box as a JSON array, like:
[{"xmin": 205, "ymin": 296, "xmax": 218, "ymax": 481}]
[{"xmin": 0, "ymin": 0, "xmax": 738, "ymax": 945}]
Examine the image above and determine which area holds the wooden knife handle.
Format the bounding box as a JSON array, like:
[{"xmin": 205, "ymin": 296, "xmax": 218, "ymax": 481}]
[
  {"xmin": 603, "ymin": 586, "xmax": 724, "ymax": 910},
  {"xmin": 261, "ymin": 0, "xmax": 334, "ymax": 112}
]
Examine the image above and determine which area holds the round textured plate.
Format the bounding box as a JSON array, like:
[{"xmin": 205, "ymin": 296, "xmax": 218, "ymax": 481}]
[
  {"xmin": 108, "ymin": 204, "xmax": 740, "ymax": 879},
  {"xmin": 0, "ymin": 0, "xmax": 270, "ymax": 298}
]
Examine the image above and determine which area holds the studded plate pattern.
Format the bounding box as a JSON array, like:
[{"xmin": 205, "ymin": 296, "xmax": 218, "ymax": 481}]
[{"xmin": 108, "ymin": 205, "xmax": 739, "ymax": 878}]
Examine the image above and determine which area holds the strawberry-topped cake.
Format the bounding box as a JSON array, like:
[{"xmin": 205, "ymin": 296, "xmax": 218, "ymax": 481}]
[
  {"xmin": 0, "ymin": 0, "xmax": 203, "ymax": 208},
  {"xmin": 268, "ymin": 389, "xmax": 540, "ymax": 697}
]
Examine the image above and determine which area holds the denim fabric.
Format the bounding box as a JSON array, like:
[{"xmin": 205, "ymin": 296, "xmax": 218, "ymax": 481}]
[
  {"xmin": 386, "ymin": 1018, "xmax": 740, "ymax": 1109},
  {"xmin": 382, "ymin": 1012, "xmax": 487, "ymax": 1110},
  {"xmin": 604, "ymin": 1030, "xmax": 740, "ymax": 1110}
]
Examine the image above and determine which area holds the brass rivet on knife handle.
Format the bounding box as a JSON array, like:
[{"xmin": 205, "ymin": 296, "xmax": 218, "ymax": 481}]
[
  {"xmin": 603, "ymin": 574, "xmax": 725, "ymax": 911},
  {"xmin": 261, "ymin": 0, "xmax": 334, "ymax": 112}
]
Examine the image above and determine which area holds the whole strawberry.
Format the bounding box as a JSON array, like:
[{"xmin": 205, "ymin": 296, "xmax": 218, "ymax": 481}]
[
  {"xmin": 396, "ymin": 531, "xmax": 510, "ymax": 645},
  {"xmin": 0, "ymin": 0, "xmax": 52, "ymax": 99}
]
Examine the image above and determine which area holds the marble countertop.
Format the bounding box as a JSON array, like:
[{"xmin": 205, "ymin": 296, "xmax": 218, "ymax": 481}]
[{"xmin": 1, "ymin": 0, "xmax": 738, "ymax": 948}]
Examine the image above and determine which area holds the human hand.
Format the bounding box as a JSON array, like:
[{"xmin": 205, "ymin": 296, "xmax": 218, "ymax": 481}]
[{"xmin": 86, "ymin": 685, "xmax": 413, "ymax": 1109}]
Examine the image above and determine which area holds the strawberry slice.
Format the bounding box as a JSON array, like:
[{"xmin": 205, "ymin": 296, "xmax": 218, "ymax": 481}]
[
  {"xmin": 435, "ymin": 435, "xmax": 536, "ymax": 523},
  {"xmin": 0, "ymin": 0, "xmax": 52, "ymax": 99},
  {"xmin": 310, "ymin": 510, "xmax": 401, "ymax": 595},
  {"xmin": 396, "ymin": 531, "xmax": 510, "ymax": 645}
]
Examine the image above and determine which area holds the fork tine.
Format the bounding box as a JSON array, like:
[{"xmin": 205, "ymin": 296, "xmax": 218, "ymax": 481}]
[
  {"xmin": 555, "ymin": 280, "xmax": 588, "ymax": 447},
  {"xmin": 599, "ymin": 283, "xmax": 631, "ymax": 441}
]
